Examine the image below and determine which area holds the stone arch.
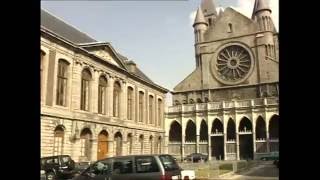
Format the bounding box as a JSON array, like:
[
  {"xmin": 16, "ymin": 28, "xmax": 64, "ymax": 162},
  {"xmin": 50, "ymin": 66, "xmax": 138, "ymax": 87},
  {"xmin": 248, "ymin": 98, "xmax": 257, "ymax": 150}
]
[
  {"xmin": 200, "ymin": 120, "xmax": 208, "ymax": 141},
  {"xmin": 139, "ymin": 134, "xmax": 144, "ymax": 154},
  {"xmin": 97, "ymin": 130, "xmax": 109, "ymax": 160},
  {"xmin": 256, "ymin": 116, "xmax": 266, "ymax": 139},
  {"xmin": 239, "ymin": 117, "xmax": 252, "ymax": 132},
  {"xmin": 149, "ymin": 135, "xmax": 154, "ymax": 154},
  {"xmin": 80, "ymin": 128, "xmax": 93, "ymax": 161},
  {"xmin": 269, "ymin": 114, "xmax": 279, "ymax": 139},
  {"xmin": 211, "ymin": 118, "xmax": 223, "ymax": 134},
  {"xmin": 114, "ymin": 131, "xmax": 123, "ymax": 156},
  {"xmin": 185, "ymin": 120, "xmax": 196, "ymax": 142},
  {"xmin": 227, "ymin": 118, "xmax": 236, "ymax": 141},
  {"xmin": 127, "ymin": 133, "xmax": 133, "ymax": 155},
  {"xmin": 169, "ymin": 121, "xmax": 182, "ymax": 142},
  {"xmin": 53, "ymin": 125, "xmax": 65, "ymax": 155}
]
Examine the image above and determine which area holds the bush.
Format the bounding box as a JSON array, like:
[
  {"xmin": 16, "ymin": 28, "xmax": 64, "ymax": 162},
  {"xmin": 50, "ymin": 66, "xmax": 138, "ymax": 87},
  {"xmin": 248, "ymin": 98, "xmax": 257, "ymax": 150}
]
[{"xmin": 219, "ymin": 163, "xmax": 233, "ymax": 171}]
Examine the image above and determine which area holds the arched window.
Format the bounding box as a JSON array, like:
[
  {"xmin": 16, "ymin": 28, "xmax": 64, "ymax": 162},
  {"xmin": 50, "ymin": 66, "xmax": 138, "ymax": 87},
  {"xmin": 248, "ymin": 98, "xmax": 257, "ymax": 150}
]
[
  {"xmin": 208, "ymin": 18, "xmax": 212, "ymax": 26},
  {"xmin": 127, "ymin": 87, "xmax": 134, "ymax": 120},
  {"xmin": 53, "ymin": 126, "xmax": 64, "ymax": 155},
  {"xmin": 149, "ymin": 95, "xmax": 154, "ymax": 124},
  {"xmin": 80, "ymin": 128, "xmax": 92, "ymax": 160},
  {"xmin": 139, "ymin": 91, "xmax": 144, "ymax": 122},
  {"xmin": 81, "ymin": 69, "xmax": 92, "ymax": 111},
  {"xmin": 139, "ymin": 135, "xmax": 144, "ymax": 154},
  {"xmin": 149, "ymin": 136, "xmax": 153, "ymax": 154},
  {"xmin": 157, "ymin": 99, "xmax": 162, "ymax": 126},
  {"xmin": 56, "ymin": 59, "xmax": 69, "ymax": 106},
  {"xmin": 114, "ymin": 132, "xmax": 122, "ymax": 156},
  {"xmin": 98, "ymin": 76, "xmax": 107, "ymax": 114},
  {"xmin": 113, "ymin": 81, "xmax": 121, "ymax": 117},
  {"xmin": 228, "ymin": 23, "xmax": 233, "ymax": 33},
  {"xmin": 127, "ymin": 133, "xmax": 133, "ymax": 155}
]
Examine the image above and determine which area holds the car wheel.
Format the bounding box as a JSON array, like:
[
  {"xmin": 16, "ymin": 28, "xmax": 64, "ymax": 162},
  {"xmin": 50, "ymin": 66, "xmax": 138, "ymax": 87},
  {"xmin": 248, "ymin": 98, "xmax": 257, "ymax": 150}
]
[{"xmin": 46, "ymin": 172, "xmax": 55, "ymax": 180}]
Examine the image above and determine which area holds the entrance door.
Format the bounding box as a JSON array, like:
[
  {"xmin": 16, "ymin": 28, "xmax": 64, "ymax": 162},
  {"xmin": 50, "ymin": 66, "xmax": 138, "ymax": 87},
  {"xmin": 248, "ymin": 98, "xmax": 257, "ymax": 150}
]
[
  {"xmin": 239, "ymin": 134, "xmax": 253, "ymax": 160},
  {"xmin": 211, "ymin": 136, "xmax": 224, "ymax": 160},
  {"xmin": 97, "ymin": 131, "xmax": 108, "ymax": 160}
]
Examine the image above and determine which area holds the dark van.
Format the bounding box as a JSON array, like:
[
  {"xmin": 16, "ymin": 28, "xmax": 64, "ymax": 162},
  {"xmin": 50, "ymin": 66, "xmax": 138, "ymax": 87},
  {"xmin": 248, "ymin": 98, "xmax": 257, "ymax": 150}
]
[{"xmin": 72, "ymin": 154, "xmax": 182, "ymax": 180}]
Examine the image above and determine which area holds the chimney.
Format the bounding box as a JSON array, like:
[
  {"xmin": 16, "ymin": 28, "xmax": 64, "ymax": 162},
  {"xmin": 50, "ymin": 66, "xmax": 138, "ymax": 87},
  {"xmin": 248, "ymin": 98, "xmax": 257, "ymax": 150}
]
[{"xmin": 126, "ymin": 60, "xmax": 137, "ymax": 73}]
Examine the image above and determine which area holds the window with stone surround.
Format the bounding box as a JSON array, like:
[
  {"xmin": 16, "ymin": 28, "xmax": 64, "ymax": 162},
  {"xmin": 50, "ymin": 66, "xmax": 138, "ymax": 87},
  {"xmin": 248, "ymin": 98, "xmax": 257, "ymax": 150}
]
[
  {"xmin": 149, "ymin": 95, "xmax": 154, "ymax": 124},
  {"xmin": 139, "ymin": 91, "xmax": 144, "ymax": 122},
  {"xmin": 98, "ymin": 76, "xmax": 107, "ymax": 114},
  {"xmin": 157, "ymin": 99, "xmax": 162, "ymax": 126},
  {"xmin": 127, "ymin": 87, "xmax": 134, "ymax": 120},
  {"xmin": 53, "ymin": 125, "xmax": 64, "ymax": 155},
  {"xmin": 81, "ymin": 69, "xmax": 92, "ymax": 111},
  {"xmin": 41, "ymin": 50, "xmax": 46, "ymax": 102},
  {"xmin": 56, "ymin": 59, "xmax": 69, "ymax": 106},
  {"xmin": 113, "ymin": 81, "xmax": 121, "ymax": 117}
]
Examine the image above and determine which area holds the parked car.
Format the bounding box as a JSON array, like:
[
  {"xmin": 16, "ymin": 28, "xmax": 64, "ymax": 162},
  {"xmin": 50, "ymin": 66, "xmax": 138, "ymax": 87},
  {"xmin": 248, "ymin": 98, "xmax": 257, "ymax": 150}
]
[
  {"xmin": 74, "ymin": 161, "xmax": 91, "ymax": 174},
  {"xmin": 183, "ymin": 153, "xmax": 208, "ymax": 162},
  {"xmin": 260, "ymin": 152, "xmax": 279, "ymax": 161},
  {"xmin": 41, "ymin": 155, "xmax": 78, "ymax": 180},
  {"xmin": 72, "ymin": 154, "xmax": 182, "ymax": 180},
  {"xmin": 41, "ymin": 170, "xmax": 46, "ymax": 180}
]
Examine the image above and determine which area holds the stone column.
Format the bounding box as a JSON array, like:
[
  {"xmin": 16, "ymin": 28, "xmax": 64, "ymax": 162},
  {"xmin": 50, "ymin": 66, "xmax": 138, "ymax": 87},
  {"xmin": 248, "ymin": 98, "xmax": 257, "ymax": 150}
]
[
  {"xmin": 145, "ymin": 90, "xmax": 149, "ymax": 124},
  {"xmin": 135, "ymin": 86, "xmax": 139, "ymax": 123},
  {"xmin": 266, "ymin": 114, "xmax": 270, "ymax": 153},
  {"xmin": 181, "ymin": 134, "xmax": 185, "ymax": 161},
  {"xmin": 106, "ymin": 77, "xmax": 114, "ymax": 117},
  {"xmin": 91, "ymin": 70, "xmax": 99, "ymax": 113},
  {"xmin": 196, "ymin": 135, "xmax": 200, "ymax": 153},
  {"xmin": 236, "ymin": 132, "xmax": 240, "ymax": 160},
  {"xmin": 121, "ymin": 81, "xmax": 127, "ymax": 119},
  {"xmin": 208, "ymin": 134, "xmax": 212, "ymax": 160},
  {"xmin": 223, "ymin": 133, "xmax": 227, "ymax": 161},
  {"xmin": 91, "ymin": 139, "xmax": 98, "ymax": 162},
  {"xmin": 107, "ymin": 140, "xmax": 114, "ymax": 157},
  {"xmin": 164, "ymin": 135, "xmax": 169, "ymax": 154},
  {"xmin": 71, "ymin": 62, "xmax": 82, "ymax": 110},
  {"xmin": 252, "ymin": 126, "xmax": 257, "ymax": 160}
]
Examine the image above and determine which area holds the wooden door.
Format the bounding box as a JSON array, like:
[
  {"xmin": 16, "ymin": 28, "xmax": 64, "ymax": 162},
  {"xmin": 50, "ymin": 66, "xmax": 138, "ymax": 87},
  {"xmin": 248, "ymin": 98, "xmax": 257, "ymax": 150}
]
[{"xmin": 97, "ymin": 132, "xmax": 108, "ymax": 160}]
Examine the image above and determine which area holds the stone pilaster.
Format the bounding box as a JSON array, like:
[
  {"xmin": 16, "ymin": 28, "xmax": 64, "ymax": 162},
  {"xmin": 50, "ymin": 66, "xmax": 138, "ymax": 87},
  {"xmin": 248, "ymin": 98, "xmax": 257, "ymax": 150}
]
[
  {"xmin": 106, "ymin": 77, "xmax": 114, "ymax": 117},
  {"xmin": 72, "ymin": 62, "xmax": 82, "ymax": 110}
]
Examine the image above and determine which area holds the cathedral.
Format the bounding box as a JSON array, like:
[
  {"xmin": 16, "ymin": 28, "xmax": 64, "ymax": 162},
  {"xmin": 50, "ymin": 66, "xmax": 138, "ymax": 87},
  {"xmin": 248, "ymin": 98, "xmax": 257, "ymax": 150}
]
[{"xmin": 164, "ymin": 0, "xmax": 279, "ymax": 161}]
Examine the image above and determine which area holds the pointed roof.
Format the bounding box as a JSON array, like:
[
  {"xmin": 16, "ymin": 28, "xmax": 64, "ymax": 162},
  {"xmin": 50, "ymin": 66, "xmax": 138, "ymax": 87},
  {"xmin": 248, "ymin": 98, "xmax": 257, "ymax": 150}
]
[
  {"xmin": 252, "ymin": 0, "xmax": 272, "ymax": 18},
  {"xmin": 201, "ymin": 0, "xmax": 217, "ymax": 16},
  {"xmin": 193, "ymin": 7, "xmax": 207, "ymax": 27}
]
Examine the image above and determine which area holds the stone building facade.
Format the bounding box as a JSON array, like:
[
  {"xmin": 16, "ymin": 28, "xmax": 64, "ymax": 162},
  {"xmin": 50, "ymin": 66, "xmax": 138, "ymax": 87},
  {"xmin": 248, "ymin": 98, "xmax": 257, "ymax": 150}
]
[
  {"xmin": 164, "ymin": 0, "xmax": 279, "ymax": 161},
  {"xmin": 41, "ymin": 9, "xmax": 168, "ymax": 162}
]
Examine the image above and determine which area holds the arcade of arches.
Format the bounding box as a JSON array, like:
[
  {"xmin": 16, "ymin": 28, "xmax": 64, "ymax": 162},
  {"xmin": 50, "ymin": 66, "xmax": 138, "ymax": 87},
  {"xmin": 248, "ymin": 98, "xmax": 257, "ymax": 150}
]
[
  {"xmin": 166, "ymin": 115, "xmax": 279, "ymax": 160},
  {"xmin": 49, "ymin": 124, "xmax": 164, "ymax": 162}
]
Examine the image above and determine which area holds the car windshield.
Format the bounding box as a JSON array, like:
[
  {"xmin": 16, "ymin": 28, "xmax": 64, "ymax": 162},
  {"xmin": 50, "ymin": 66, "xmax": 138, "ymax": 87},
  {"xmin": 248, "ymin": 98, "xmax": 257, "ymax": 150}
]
[
  {"xmin": 61, "ymin": 156, "xmax": 71, "ymax": 163},
  {"xmin": 159, "ymin": 155, "xmax": 180, "ymax": 171}
]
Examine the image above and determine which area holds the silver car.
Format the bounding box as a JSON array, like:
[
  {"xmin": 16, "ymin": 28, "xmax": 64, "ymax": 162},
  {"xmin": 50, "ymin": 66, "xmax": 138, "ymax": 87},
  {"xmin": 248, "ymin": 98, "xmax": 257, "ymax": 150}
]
[{"xmin": 72, "ymin": 154, "xmax": 182, "ymax": 180}]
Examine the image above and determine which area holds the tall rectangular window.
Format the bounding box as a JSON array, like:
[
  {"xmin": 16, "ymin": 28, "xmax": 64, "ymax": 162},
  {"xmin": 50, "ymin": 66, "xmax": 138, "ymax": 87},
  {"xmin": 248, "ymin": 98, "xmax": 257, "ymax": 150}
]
[
  {"xmin": 139, "ymin": 91, "xmax": 144, "ymax": 122},
  {"xmin": 149, "ymin": 95, "xmax": 154, "ymax": 124},
  {"xmin": 81, "ymin": 69, "xmax": 92, "ymax": 111},
  {"xmin": 127, "ymin": 87, "xmax": 133, "ymax": 120},
  {"xmin": 157, "ymin": 99, "xmax": 162, "ymax": 126},
  {"xmin": 98, "ymin": 76, "xmax": 107, "ymax": 114},
  {"xmin": 56, "ymin": 59, "xmax": 69, "ymax": 106}
]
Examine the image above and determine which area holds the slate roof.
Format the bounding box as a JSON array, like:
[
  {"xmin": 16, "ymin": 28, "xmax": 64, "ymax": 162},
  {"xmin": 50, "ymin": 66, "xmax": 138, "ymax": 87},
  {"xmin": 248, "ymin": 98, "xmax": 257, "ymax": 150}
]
[
  {"xmin": 41, "ymin": 9, "xmax": 157, "ymax": 86},
  {"xmin": 41, "ymin": 9, "xmax": 96, "ymax": 44}
]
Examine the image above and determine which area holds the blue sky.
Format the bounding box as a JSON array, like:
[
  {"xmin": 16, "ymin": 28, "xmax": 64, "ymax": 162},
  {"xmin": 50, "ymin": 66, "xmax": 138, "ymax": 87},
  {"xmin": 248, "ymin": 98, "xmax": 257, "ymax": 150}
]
[{"xmin": 41, "ymin": 0, "xmax": 278, "ymax": 105}]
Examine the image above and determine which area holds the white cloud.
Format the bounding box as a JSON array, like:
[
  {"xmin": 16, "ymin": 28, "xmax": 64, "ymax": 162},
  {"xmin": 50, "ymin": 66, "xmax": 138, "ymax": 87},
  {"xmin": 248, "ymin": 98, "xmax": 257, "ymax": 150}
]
[{"xmin": 189, "ymin": 0, "xmax": 279, "ymax": 31}]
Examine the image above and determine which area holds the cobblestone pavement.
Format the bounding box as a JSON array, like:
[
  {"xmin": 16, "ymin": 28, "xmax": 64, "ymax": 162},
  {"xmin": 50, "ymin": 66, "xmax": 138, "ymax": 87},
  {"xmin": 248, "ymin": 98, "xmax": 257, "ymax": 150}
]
[{"xmin": 210, "ymin": 161, "xmax": 279, "ymax": 180}]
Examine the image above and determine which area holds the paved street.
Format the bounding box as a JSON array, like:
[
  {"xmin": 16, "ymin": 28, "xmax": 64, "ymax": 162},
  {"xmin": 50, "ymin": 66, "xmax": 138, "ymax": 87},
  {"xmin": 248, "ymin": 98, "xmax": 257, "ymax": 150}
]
[{"xmin": 211, "ymin": 161, "xmax": 279, "ymax": 180}]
